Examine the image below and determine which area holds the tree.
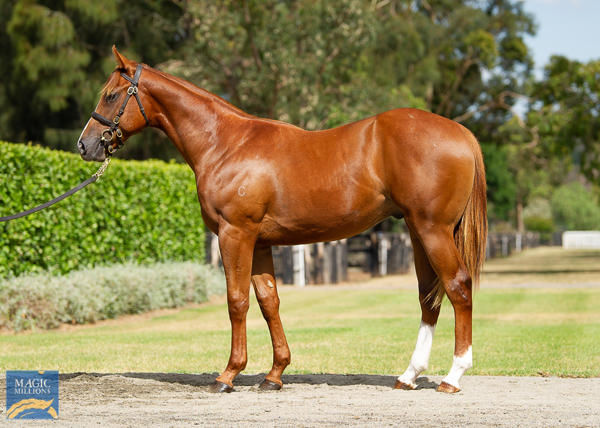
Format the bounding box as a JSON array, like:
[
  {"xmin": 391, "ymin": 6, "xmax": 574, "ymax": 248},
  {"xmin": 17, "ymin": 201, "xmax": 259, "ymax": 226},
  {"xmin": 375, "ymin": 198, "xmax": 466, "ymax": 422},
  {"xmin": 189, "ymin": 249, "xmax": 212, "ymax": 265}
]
[
  {"xmin": 0, "ymin": 0, "xmax": 184, "ymax": 156},
  {"xmin": 490, "ymin": 55, "xmax": 600, "ymax": 232},
  {"xmin": 480, "ymin": 142, "xmax": 516, "ymax": 224},
  {"xmin": 163, "ymin": 0, "xmax": 383, "ymax": 130},
  {"xmin": 2, "ymin": 0, "xmax": 90, "ymax": 143},
  {"xmin": 531, "ymin": 56, "xmax": 600, "ymax": 185}
]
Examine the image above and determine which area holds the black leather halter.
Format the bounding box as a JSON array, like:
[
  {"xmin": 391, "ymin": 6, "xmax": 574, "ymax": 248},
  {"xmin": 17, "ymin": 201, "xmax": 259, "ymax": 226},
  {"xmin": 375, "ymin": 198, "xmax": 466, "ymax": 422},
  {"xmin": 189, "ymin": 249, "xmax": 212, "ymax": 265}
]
[{"xmin": 90, "ymin": 64, "xmax": 149, "ymax": 155}]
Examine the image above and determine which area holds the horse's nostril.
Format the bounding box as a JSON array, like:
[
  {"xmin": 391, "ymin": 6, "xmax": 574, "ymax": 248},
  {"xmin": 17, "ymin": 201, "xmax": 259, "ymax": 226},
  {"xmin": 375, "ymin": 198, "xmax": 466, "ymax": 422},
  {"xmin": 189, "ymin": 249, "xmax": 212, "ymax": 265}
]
[{"xmin": 78, "ymin": 140, "xmax": 86, "ymax": 155}]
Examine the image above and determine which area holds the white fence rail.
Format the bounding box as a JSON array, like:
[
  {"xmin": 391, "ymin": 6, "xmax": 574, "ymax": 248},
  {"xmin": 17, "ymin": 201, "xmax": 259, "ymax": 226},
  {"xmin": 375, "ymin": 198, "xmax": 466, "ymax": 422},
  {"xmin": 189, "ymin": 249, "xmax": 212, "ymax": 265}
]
[{"xmin": 562, "ymin": 231, "xmax": 600, "ymax": 249}]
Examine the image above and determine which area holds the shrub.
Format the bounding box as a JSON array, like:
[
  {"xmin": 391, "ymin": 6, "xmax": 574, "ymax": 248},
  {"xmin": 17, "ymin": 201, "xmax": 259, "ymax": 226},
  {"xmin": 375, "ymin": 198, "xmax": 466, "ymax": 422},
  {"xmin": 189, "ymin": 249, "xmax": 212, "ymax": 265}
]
[
  {"xmin": 0, "ymin": 262, "xmax": 225, "ymax": 331},
  {"xmin": 551, "ymin": 182, "xmax": 600, "ymax": 230},
  {"xmin": 524, "ymin": 216, "xmax": 554, "ymax": 233},
  {"xmin": 0, "ymin": 142, "xmax": 205, "ymax": 277},
  {"xmin": 523, "ymin": 197, "xmax": 555, "ymax": 242}
]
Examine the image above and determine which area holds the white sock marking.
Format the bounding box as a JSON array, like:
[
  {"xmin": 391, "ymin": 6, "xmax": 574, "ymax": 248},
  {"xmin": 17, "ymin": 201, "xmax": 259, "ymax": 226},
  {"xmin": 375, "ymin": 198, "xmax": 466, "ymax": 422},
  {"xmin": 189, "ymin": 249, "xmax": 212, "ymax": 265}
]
[
  {"xmin": 442, "ymin": 346, "xmax": 472, "ymax": 389},
  {"xmin": 397, "ymin": 321, "xmax": 435, "ymax": 387}
]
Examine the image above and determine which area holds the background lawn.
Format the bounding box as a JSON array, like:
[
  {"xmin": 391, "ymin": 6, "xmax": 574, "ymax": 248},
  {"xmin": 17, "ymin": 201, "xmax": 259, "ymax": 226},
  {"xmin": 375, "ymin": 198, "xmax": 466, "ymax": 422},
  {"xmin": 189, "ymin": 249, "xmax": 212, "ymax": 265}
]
[{"xmin": 1, "ymin": 248, "xmax": 599, "ymax": 378}]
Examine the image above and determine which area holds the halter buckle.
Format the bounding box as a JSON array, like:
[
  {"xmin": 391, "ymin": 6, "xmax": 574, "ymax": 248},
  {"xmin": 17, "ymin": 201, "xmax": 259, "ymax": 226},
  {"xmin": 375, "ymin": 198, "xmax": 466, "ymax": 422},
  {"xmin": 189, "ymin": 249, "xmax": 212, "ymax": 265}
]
[
  {"xmin": 101, "ymin": 129, "xmax": 113, "ymax": 142},
  {"xmin": 113, "ymin": 116, "xmax": 120, "ymax": 124},
  {"xmin": 127, "ymin": 86, "xmax": 138, "ymax": 95}
]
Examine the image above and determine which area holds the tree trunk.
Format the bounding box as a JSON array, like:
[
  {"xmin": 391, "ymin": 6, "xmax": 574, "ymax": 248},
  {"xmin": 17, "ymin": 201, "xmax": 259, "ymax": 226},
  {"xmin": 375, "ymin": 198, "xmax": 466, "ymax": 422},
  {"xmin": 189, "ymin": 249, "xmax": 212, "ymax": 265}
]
[{"xmin": 516, "ymin": 198, "xmax": 525, "ymax": 234}]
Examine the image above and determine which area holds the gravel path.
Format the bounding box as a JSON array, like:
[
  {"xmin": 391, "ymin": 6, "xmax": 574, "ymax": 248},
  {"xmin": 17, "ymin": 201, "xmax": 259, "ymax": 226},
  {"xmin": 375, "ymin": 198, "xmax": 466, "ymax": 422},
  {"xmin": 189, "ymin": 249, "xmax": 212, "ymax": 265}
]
[{"xmin": 1, "ymin": 373, "xmax": 598, "ymax": 427}]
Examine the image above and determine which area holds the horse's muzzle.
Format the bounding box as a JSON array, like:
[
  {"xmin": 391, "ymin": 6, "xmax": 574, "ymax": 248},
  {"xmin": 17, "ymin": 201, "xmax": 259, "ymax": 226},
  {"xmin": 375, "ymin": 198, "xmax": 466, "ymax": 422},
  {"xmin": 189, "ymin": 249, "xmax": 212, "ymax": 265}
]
[
  {"xmin": 78, "ymin": 138, "xmax": 106, "ymax": 162},
  {"xmin": 78, "ymin": 139, "xmax": 87, "ymax": 156}
]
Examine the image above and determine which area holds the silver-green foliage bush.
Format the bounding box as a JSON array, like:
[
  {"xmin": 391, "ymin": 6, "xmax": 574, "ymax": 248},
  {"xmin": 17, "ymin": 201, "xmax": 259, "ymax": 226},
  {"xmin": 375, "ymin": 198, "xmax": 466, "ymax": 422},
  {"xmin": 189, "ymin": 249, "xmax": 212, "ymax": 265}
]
[{"xmin": 0, "ymin": 262, "xmax": 225, "ymax": 331}]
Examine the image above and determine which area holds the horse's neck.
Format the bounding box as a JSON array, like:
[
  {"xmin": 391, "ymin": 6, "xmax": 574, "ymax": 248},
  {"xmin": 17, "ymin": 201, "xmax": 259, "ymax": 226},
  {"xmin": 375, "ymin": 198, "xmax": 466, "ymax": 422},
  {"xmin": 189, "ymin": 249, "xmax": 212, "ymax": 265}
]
[{"xmin": 145, "ymin": 68, "xmax": 250, "ymax": 170}]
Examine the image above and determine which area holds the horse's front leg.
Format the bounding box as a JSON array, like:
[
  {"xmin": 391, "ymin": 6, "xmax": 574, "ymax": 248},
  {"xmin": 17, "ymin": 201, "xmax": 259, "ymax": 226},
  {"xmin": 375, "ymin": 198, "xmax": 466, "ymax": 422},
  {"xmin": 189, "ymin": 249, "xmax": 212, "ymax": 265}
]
[
  {"xmin": 251, "ymin": 245, "xmax": 291, "ymax": 390},
  {"xmin": 210, "ymin": 224, "xmax": 257, "ymax": 393}
]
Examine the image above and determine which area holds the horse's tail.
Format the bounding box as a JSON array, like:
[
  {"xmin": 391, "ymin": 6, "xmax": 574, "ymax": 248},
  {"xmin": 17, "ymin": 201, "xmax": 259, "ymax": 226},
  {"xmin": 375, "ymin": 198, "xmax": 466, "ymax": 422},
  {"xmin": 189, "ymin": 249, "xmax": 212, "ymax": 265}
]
[
  {"xmin": 429, "ymin": 128, "xmax": 488, "ymax": 307},
  {"xmin": 456, "ymin": 130, "xmax": 488, "ymax": 289}
]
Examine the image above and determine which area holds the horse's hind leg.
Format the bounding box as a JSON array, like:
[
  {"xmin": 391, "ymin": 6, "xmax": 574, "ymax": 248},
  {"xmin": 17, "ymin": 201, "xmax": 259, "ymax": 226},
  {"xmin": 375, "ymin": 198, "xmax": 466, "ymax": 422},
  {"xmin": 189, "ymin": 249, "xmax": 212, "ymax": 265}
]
[
  {"xmin": 251, "ymin": 245, "xmax": 291, "ymax": 390},
  {"xmin": 409, "ymin": 220, "xmax": 473, "ymax": 393},
  {"xmin": 395, "ymin": 229, "xmax": 441, "ymax": 390}
]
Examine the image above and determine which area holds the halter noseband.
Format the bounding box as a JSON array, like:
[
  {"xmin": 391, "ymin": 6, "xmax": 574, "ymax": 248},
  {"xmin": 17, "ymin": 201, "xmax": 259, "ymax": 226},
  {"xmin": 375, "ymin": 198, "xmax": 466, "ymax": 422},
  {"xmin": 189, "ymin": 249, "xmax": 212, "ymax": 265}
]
[{"xmin": 90, "ymin": 64, "xmax": 149, "ymax": 156}]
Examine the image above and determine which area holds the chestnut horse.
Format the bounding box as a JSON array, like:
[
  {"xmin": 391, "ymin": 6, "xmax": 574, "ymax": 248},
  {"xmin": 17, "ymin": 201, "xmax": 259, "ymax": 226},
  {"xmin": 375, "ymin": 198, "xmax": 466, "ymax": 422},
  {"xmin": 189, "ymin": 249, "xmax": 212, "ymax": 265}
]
[{"xmin": 78, "ymin": 47, "xmax": 487, "ymax": 394}]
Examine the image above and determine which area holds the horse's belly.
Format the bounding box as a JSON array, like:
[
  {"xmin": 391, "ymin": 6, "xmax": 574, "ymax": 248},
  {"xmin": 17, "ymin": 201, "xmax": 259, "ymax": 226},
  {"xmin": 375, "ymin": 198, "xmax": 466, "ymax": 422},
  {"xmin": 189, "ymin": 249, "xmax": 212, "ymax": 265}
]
[{"xmin": 258, "ymin": 192, "xmax": 396, "ymax": 245}]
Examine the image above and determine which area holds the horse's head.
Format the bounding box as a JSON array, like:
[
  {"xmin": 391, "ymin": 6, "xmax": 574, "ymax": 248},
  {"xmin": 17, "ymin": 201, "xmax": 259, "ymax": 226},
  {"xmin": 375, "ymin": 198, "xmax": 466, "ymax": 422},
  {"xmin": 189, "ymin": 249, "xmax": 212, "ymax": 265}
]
[{"xmin": 78, "ymin": 46, "xmax": 151, "ymax": 161}]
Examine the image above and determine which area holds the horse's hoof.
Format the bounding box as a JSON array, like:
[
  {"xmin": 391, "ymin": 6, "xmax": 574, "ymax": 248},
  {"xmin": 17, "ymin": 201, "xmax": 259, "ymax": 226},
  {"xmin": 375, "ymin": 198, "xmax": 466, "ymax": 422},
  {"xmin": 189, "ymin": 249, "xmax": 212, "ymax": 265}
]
[
  {"xmin": 394, "ymin": 379, "xmax": 416, "ymax": 390},
  {"xmin": 436, "ymin": 381, "xmax": 461, "ymax": 393},
  {"xmin": 209, "ymin": 380, "xmax": 234, "ymax": 393},
  {"xmin": 259, "ymin": 379, "xmax": 282, "ymax": 391}
]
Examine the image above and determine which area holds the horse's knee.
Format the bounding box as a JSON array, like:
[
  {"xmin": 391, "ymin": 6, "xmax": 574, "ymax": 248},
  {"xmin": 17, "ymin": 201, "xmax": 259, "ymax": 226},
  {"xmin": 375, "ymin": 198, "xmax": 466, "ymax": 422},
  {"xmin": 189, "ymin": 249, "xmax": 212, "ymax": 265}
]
[{"xmin": 228, "ymin": 293, "xmax": 250, "ymax": 320}]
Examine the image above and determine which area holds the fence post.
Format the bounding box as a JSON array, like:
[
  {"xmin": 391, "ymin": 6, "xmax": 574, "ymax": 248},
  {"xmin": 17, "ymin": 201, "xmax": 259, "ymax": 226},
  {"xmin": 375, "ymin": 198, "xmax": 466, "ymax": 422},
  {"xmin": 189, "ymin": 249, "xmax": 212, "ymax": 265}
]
[
  {"xmin": 339, "ymin": 239, "xmax": 348, "ymax": 281},
  {"xmin": 304, "ymin": 244, "xmax": 314, "ymax": 284},
  {"xmin": 378, "ymin": 232, "xmax": 390, "ymax": 276},
  {"xmin": 206, "ymin": 232, "xmax": 221, "ymax": 268},
  {"xmin": 293, "ymin": 245, "xmax": 306, "ymax": 287},
  {"xmin": 331, "ymin": 242, "xmax": 338, "ymax": 283},
  {"xmin": 369, "ymin": 233, "xmax": 379, "ymax": 276},
  {"xmin": 316, "ymin": 242, "xmax": 325, "ymax": 283},
  {"xmin": 501, "ymin": 234, "xmax": 509, "ymax": 257}
]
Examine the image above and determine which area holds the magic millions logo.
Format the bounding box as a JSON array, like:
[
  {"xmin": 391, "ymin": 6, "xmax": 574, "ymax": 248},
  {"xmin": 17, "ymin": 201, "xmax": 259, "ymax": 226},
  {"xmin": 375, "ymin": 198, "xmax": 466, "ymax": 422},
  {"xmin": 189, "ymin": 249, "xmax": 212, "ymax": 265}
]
[{"xmin": 6, "ymin": 371, "xmax": 59, "ymax": 419}]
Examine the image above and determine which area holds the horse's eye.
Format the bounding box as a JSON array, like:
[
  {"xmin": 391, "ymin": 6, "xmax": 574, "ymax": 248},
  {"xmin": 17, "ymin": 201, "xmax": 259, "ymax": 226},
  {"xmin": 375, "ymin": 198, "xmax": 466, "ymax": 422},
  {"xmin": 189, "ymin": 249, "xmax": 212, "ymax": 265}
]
[{"xmin": 105, "ymin": 92, "xmax": 119, "ymax": 103}]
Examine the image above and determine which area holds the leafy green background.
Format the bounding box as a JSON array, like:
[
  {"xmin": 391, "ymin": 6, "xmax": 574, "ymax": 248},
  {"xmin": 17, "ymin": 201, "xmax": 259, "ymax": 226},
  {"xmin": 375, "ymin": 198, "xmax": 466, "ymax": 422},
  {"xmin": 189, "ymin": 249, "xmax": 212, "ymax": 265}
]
[{"xmin": 0, "ymin": 141, "xmax": 204, "ymax": 278}]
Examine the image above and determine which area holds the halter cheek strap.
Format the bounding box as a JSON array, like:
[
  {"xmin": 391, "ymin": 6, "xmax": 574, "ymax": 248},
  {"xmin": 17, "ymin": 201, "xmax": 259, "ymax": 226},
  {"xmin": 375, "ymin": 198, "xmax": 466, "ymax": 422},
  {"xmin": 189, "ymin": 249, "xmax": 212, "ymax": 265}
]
[{"xmin": 90, "ymin": 64, "xmax": 149, "ymax": 156}]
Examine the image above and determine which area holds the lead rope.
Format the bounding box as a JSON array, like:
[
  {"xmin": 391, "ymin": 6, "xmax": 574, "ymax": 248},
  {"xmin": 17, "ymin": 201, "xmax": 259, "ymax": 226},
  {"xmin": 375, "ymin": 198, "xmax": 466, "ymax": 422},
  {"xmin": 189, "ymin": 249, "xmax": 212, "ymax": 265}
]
[
  {"xmin": 0, "ymin": 158, "xmax": 111, "ymax": 223},
  {"xmin": 94, "ymin": 157, "xmax": 111, "ymax": 179}
]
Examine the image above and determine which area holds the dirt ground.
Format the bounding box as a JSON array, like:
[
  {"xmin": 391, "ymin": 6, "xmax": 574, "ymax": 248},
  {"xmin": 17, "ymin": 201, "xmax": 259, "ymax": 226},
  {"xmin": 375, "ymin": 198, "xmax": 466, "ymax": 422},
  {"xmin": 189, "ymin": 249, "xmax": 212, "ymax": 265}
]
[{"xmin": 1, "ymin": 372, "xmax": 598, "ymax": 427}]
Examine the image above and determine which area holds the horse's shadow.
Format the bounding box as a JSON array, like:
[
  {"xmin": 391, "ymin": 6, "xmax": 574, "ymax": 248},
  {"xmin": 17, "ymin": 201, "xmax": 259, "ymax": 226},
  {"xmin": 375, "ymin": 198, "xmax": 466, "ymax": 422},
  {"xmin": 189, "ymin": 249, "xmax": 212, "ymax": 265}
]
[{"xmin": 61, "ymin": 372, "xmax": 438, "ymax": 390}]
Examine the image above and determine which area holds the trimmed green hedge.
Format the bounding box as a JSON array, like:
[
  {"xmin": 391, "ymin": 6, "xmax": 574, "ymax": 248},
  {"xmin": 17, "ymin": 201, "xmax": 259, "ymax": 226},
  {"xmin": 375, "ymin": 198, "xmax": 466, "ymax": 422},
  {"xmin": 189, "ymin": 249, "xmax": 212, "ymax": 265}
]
[
  {"xmin": 0, "ymin": 142, "xmax": 205, "ymax": 278},
  {"xmin": 0, "ymin": 262, "xmax": 225, "ymax": 331}
]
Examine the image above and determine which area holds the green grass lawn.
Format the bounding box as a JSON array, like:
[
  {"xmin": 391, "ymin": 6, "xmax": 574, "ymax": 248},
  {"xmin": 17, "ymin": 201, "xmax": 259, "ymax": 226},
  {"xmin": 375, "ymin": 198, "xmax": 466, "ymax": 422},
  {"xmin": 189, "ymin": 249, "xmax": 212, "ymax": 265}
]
[
  {"xmin": 1, "ymin": 287, "xmax": 598, "ymax": 377},
  {"xmin": 482, "ymin": 246, "xmax": 600, "ymax": 285},
  {"xmin": 1, "ymin": 248, "xmax": 599, "ymax": 378}
]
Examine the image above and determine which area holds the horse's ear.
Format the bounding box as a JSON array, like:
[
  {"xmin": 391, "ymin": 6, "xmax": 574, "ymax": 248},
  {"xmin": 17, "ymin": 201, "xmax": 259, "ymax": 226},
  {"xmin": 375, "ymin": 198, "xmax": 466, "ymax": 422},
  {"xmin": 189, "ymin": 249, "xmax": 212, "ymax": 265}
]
[{"xmin": 112, "ymin": 45, "xmax": 135, "ymax": 73}]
